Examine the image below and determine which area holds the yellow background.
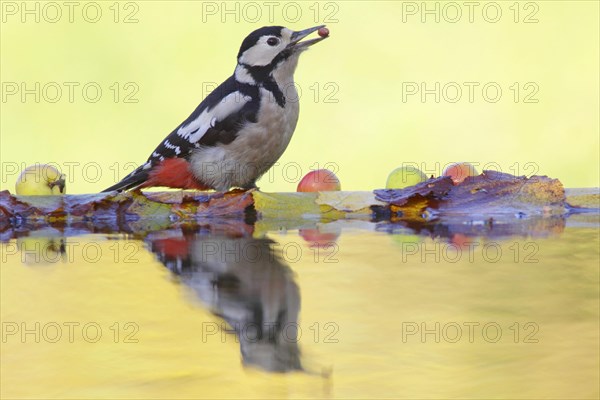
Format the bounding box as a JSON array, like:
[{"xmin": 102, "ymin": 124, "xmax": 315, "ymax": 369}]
[{"xmin": 1, "ymin": 1, "xmax": 599, "ymax": 193}]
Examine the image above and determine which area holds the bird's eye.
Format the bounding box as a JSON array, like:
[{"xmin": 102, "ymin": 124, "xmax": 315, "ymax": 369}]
[{"xmin": 267, "ymin": 37, "xmax": 279, "ymax": 46}]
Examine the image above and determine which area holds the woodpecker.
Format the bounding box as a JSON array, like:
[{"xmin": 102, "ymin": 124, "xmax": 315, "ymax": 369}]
[{"xmin": 103, "ymin": 25, "xmax": 328, "ymax": 193}]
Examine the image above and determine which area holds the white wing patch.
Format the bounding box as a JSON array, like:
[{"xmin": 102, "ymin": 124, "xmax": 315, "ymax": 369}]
[
  {"xmin": 163, "ymin": 139, "xmax": 181, "ymax": 155},
  {"xmin": 176, "ymin": 92, "xmax": 250, "ymax": 144}
]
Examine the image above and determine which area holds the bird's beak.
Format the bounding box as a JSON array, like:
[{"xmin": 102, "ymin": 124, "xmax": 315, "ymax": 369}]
[{"xmin": 288, "ymin": 25, "xmax": 327, "ymax": 51}]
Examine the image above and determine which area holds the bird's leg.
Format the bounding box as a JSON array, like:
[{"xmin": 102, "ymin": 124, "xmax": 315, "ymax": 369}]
[
  {"xmin": 227, "ymin": 182, "xmax": 258, "ymax": 194},
  {"xmin": 244, "ymin": 181, "xmax": 258, "ymax": 191}
]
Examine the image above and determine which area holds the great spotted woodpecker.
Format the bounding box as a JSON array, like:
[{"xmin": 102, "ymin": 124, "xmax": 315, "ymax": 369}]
[{"xmin": 103, "ymin": 25, "xmax": 328, "ymax": 193}]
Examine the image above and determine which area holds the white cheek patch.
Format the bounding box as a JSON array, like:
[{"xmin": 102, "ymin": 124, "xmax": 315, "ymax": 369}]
[
  {"xmin": 176, "ymin": 92, "xmax": 250, "ymax": 143},
  {"xmin": 239, "ymin": 36, "xmax": 285, "ymax": 66},
  {"xmin": 280, "ymin": 28, "xmax": 293, "ymax": 43}
]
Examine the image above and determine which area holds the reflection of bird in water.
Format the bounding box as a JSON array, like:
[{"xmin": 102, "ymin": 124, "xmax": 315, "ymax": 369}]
[{"xmin": 149, "ymin": 232, "xmax": 302, "ymax": 372}]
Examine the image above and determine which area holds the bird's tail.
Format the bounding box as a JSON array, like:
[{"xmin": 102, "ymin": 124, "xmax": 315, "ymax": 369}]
[{"xmin": 101, "ymin": 166, "xmax": 149, "ymax": 193}]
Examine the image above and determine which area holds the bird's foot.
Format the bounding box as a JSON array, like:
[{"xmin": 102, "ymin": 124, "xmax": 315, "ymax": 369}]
[{"xmin": 228, "ymin": 186, "xmax": 258, "ymax": 194}]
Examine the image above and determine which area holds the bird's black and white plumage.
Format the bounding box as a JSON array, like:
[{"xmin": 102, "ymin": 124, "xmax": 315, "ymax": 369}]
[{"xmin": 102, "ymin": 25, "xmax": 328, "ymax": 192}]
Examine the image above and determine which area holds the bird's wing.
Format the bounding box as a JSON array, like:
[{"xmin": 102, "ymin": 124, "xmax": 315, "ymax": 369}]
[{"xmin": 102, "ymin": 77, "xmax": 259, "ymax": 192}]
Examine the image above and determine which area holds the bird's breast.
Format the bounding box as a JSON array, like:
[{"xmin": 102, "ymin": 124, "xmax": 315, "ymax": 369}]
[
  {"xmin": 189, "ymin": 86, "xmax": 300, "ymax": 190},
  {"xmin": 225, "ymin": 86, "xmax": 300, "ymax": 163}
]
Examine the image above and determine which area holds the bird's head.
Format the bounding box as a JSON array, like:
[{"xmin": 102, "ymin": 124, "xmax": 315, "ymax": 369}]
[{"xmin": 236, "ymin": 25, "xmax": 328, "ymax": 83}]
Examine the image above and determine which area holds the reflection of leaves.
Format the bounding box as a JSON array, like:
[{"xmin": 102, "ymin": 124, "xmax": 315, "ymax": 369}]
[{"xmin": 376, "ymin": 215, "xmax": 566, "ymax": 242}]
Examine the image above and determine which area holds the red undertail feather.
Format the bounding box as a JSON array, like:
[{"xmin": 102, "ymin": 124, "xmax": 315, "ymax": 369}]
[
  {"xmin": 153, "ymin": 237, "xmax": 191, "ymax": 258},
  {"xmin": 141, "ymin": 158, "xmax": 210, "ymax": 190}
]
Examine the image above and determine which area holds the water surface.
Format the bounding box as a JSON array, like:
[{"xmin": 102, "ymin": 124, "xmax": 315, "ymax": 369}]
[{"xmin": 1, "ymin": 214, "xmax": 599, "ymax": 399}]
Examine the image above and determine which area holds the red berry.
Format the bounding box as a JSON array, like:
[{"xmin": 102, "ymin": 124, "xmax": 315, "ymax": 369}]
[
  {"xmin": 297, "ymin": 169, "xmax": 341, "ymax": 192},
  {"xmin": 318, "ymin": 27, "xmax": 329, "ymax": 38},
  {"xmin": 442, "ymin": 162, "xmax": 479, "ymax": 185}
]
